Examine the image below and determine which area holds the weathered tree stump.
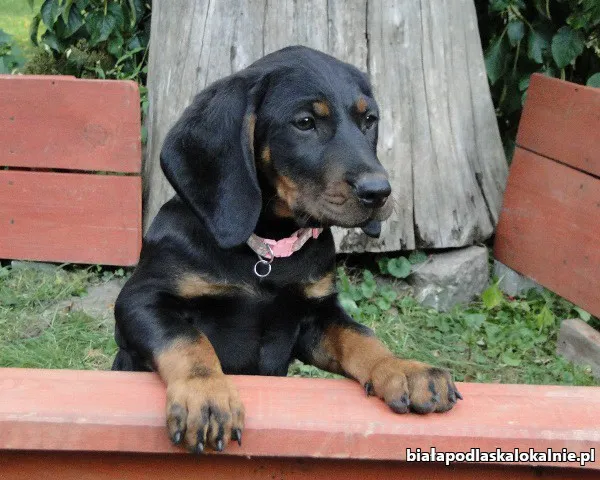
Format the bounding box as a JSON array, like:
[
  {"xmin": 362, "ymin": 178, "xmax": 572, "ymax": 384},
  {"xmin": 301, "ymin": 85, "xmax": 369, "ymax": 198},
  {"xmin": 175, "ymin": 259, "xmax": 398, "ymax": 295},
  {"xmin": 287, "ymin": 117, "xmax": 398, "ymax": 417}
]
[{"xmin": 144, "ymin": 0, "xmax": 507, "ymax": 252}]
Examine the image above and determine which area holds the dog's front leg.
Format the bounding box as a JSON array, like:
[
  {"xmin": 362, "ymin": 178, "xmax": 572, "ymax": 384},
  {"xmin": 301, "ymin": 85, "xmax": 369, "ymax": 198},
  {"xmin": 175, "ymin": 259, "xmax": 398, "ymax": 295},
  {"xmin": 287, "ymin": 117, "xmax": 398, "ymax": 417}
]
[
  {"xmin": 156, "ymin": 334, "xmax": 245, "ymax": 453},
  {"xmin": 298, "ymin": 301, "xmax": 461, "ymax": 414}
]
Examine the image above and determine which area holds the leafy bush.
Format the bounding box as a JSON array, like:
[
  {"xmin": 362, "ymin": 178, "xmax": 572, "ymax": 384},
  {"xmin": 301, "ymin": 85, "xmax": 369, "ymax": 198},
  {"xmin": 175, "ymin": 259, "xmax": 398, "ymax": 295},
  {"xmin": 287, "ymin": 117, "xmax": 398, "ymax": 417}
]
[
  {"xmin": 0, "ymin": 29, "xmax": 25, "ymax": 74},
  {"xmin": 24, "ymin": 0, "xmax": 151, "ymax": 139},
  {"xmin": 476, "ymin": 0, "xmax": 600, "ymax": 160}
]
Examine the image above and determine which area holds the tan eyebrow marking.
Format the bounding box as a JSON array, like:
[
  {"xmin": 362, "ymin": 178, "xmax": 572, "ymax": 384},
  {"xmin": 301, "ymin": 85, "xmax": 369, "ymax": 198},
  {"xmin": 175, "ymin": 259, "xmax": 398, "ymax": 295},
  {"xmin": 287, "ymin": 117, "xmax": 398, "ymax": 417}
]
[
  {"xmin": 312, "ymin": 101, "xmax": 330, "ymax": 117},
  {"xmin": 356, "ymin": 97, "xmax": 368, "ymax": 114}
]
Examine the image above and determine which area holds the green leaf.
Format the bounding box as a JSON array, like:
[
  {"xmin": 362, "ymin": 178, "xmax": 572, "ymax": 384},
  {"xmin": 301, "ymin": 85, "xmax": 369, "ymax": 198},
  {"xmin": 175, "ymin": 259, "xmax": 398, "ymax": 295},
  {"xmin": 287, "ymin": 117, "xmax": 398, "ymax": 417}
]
[
  {"xmin": 573, "ymin": 307, "xmax": 592, "ymax": 322},
  {"xmin": 536, "ymin": 305, "xmax": 556, "ymax": 329},
  {"xmin": 464, "ymin": 313, "xmax": 486, "ymax": 330},
  {"xmin": 387, "ymin": 257, "xmax": 411, "ymax": 279},
  {"xmin": 489, "ymin": 0, "xmax": 511, "ymax": 13},
  {"xmin": 0, "ymin": 58, "xmax": 9, "ymax": 75},
  {"xmin": 501, "ymin": 351, "xmax": 522, "ymax": 367},
  {"xmin": 380, "ymin": 288, "xmax": 397, "ymax": 303},
  {"xmin": 551, "ymin": 27, "xmax": 585, "ymax": 68},
  {"xmin": 507, "ymin": 20, "xmax": 525, "ymax": 46},
  {"xmin": 485, "ymin": 34, "xmax": 509, "ymax": 85},
  {"xmin": 127, "ymin": 35, "xmax": 142, "ymax": 50},
  {"xmin": 377, "ymin": 258, "xmax": 389, "ymax": 275},
  {"xmin": 41, "ymin": 30, "xmax": 62, "ymax": 52},
  {"xmin": 362, "ymin": 270, "xmax": 375, "ymax": 286},
  {"xmin": 586, "ymin": 73, "xmax": 600, "ymax": 88},
  {"xmin": 375, "ymin": 297, "xmax": 392, "ymax": 311},
  {"xmin": 482, "ymin": 283, "xmax": 503, "ymax": 309},
  {"xmin": 518, "ymin": 76, "xmax": 530, "ymax": 91},
  {"xmin": 61, "ymin": 0, "xmax": 74, "ymax": 23},
  {"xmin": 532, "ymin": 0, "xmax": 549, "ymax": 18},
  {"xmin": 338, "ymin": 293, "xmax": 359, "ymax": 315},
  {"xmin": 408, "ymin": 250, "xmax": 428, "ymax": 264},
  {"xmin": 40, "ymin": 0, "xmax": 61, "ymax": 28},
  {"xmin": 29, "ymin": 13, "xmax": 41, "ymax": 46},
  {"xmin": 107, "ymin": 32, "xmax": 124, "ymax": 57},
  {"xmin": 107, "ymin": 2, "xmax": 125, "ymax": 29},
  {"xmin": 63, "ymin": 3, "xmax": 84, "ymax": 37},
  {"xmin": 27, "ymin": 0, "xmax": 34, "ymax": 9},
  {"xmin": 87, "ymin": 10, "xmax": 118, "ymax": 45},
  {"xmin": 528, "ymin": 28, "xmax": 551, "ymax": 64}
]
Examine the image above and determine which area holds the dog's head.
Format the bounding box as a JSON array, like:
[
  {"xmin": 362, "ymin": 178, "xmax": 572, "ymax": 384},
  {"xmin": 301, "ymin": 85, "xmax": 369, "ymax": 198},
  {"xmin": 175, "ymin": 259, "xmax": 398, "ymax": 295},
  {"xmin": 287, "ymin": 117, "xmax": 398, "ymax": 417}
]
[{"xmin": 161, "ymin": 46, "xmax": 393, "ymax": 248}]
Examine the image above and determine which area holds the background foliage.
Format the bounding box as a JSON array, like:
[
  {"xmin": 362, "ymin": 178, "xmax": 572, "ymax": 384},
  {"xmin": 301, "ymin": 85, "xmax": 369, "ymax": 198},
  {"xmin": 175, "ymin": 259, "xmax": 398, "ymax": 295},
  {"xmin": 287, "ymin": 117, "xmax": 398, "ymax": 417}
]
[
  {"xmin": 476, "ymin": 0, "xmax": 600, "ymax": 160},
  {"xmin": 0, "ymin": 28, "xmax": 25, "ymax": 73}
]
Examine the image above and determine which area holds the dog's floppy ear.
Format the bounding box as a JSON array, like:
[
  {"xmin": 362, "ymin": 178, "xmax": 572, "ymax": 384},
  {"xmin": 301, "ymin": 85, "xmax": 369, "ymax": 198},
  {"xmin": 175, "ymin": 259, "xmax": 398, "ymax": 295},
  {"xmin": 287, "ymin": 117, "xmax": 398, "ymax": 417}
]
[{"xmin": 160, "ymin": 74, "xmax": 265, "ymax": 248}]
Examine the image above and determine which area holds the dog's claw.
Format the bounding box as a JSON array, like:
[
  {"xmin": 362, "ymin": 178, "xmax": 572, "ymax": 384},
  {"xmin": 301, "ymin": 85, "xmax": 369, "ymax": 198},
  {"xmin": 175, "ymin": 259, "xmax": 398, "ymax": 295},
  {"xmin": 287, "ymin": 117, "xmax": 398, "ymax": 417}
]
[
  {"xmin": 448, "ymin": 389, "xmax": 457, "ymax": 404},
  {"xmin": 216, "ymin": 439, "xmax": 224, "ymax": 452},
  {"xmin": 364, "ymin": 381, "xmax": 374, "ymax": 396},
  {"xmin": 232, "ymin": 428, "xmax": 242, "ymax": 446},
  {"xmin": 197, "ymin": 442, "xmax": 205, "ymax": 455},
  {"xmin": 455, "ymin": 389, "xmax": 463, "ymax": 400},
  {"xmin": 172, "ymin": 431, "xmax": 183, "ymax": 445}
]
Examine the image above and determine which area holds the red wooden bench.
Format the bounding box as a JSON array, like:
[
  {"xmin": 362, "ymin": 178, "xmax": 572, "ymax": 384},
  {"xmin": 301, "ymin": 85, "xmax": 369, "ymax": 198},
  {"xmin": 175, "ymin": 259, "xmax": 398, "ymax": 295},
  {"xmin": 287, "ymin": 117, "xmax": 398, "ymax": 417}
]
[
  {"xmin": 0, "ymin": 75, "xmax": 142, "ymax": 266},
  {"xmin": 1, "ymin": 368, "xmax": 598, "ymax": 478},
  {"xmin": 494, "ymin": 73, "xmax": 600, "ymax": 318}
]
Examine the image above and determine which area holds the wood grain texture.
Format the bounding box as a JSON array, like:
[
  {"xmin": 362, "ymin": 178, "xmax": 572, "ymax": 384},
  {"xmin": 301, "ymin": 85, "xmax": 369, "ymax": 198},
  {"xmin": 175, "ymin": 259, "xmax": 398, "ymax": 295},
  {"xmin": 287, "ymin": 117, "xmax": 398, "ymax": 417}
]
[
  {"xmin": 517, "ymin": 74, "xmax": 600, "ymax": 178},
  {"xmin": 144, "ymin": 0, "xmax": 507, "ymax": 251},
  {"xmin": 494, "ymin": 148, "xmax": 600, "ymax": 317},
  {"xmin": 0, "ymin": 368, "xmax": 599, "ymax": 469},
  {"xmin": 0, "ymin": 76, "xmax": 141, "ymax": 173},
  {"xmin": 2, "ymin": 452, "xmax": 596, "ymax": 480},
  {"xmin": 0, "ymin": 171, "xmax": 142, "ymax": 266}
]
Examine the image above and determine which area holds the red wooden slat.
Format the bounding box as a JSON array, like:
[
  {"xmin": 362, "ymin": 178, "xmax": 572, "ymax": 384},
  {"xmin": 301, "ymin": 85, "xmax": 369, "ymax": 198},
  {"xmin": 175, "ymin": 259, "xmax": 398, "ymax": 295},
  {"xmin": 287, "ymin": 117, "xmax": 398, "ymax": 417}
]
[
  {"xmin": 494, "ymin": 148, "xmax": 600, "ymax": 317},
  {"xmin": 0, "ymin": 76, "xmax": 141, "ymax": 173},
  {"xmin": 1, "ymin": 452, "xmax": 596, "ymax": 480},
  {"xmin": 0, "ymin": 170, "xmax": 141, "ymax": 265},
  {"xmin": 517, "ymin": 73, "xmax": 600, "ymax": 177},
  {"xmin": 0, "ymin": 368, "xmax": 599, "ymax": 470}
]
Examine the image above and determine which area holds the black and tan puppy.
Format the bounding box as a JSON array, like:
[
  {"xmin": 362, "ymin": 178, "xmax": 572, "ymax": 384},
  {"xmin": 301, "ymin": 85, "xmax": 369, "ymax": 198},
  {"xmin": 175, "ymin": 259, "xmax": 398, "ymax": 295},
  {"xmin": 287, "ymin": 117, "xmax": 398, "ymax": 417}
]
[{"xmin": 113, "ymin": 46, "xmax": 460, "ymax": 454}]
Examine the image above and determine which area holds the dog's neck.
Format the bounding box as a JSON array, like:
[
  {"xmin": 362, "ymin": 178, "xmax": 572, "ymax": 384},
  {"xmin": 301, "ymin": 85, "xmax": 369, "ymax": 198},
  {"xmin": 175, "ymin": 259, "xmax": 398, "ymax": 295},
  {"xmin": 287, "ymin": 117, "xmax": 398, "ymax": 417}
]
[{"xmin": 254, "ymin": 207, "xmax": 303, "ymax": 240}]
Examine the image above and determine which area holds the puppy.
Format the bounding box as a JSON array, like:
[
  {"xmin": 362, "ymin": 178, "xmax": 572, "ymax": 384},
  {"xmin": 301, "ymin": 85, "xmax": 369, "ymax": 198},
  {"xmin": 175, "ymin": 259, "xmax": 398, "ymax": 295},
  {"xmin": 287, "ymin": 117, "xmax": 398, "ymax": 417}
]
[{"xmin": 113, "ymin": 46, "xmax": 460, "ymax": 454}]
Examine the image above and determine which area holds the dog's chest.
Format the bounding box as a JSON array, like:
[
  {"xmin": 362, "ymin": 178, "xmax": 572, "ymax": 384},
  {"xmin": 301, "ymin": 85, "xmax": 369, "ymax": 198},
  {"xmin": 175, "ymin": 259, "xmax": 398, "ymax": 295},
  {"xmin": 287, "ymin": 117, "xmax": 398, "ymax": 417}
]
[{"xmin": 184, "ymin": 282, "xmax": 321, "ymax": 376}]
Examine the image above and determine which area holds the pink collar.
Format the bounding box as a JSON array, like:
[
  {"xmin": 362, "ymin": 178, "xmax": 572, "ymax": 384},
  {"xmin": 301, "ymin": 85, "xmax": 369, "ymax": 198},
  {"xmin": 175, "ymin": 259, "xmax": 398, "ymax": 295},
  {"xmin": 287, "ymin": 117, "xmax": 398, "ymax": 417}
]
[
  {"xmin": 247, "ymin": 228, "xmax": 323, "ymax": 278},
  {"xmin": 247, "ymin": 228, "xmax": 322, "ymax": 259}
]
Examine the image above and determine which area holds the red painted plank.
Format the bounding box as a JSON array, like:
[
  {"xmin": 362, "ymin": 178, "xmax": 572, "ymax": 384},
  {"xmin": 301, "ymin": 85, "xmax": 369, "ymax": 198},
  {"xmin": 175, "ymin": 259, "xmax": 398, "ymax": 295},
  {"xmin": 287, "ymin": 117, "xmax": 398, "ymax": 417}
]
[
  {"xmin": 517, "ymin": 73, "xmax": 600, "ymax": 177},
  {"xmin": 494, "ymin": 148, "xmax": 600, "ymax": 317},
  {"xmin": 0, "ymin": 171, "xmax": 141, "ymax": 265},
  {"xmin": 0, "ymin": 368, "xmax": 599, "ymax": 470},
  {"xmin": 1, "ymin": 452, "xmax": 596, "ymax": 480},
  {"xmin": 0, "ymin": 76, "xmax": 141, "ymax": 173}
]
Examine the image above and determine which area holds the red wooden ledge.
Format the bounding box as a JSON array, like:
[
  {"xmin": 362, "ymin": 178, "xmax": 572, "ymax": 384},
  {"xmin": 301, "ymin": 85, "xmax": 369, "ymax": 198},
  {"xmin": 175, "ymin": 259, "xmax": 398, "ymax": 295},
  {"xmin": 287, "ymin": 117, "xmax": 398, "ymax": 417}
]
[{"xmin": 0, "ymin": 368, "xmax": 598, "ymax": 478}]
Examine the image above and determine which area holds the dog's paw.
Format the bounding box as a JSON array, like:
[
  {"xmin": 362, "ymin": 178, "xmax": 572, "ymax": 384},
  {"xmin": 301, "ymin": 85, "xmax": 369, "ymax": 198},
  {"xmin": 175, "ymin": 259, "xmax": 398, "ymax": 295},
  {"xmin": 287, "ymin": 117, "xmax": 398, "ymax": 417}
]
[
  {"xmin": 365, "ymin": 358, "xmax": 462, "ymax": 414},
  {"xmin": 166, "ymin": 374, "xmax": 244, "ymax": 453}
]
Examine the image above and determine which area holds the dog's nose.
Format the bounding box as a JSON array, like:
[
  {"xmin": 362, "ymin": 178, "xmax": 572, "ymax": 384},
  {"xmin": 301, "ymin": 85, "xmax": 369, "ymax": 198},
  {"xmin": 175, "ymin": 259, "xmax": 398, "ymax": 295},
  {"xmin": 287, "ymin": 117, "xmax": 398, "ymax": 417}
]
[{"xmin": 351, "ymin": 175, "xmax": 391, "ymax": 208}]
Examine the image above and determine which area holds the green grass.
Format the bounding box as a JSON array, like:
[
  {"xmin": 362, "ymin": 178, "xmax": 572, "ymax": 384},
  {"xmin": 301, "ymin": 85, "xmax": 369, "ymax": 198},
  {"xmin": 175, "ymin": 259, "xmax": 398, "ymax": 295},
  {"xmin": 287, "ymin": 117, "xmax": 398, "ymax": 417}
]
[
  {"xmin": 0, "ymin": 0, "xmax": 41, "ymax": 58},
  {"xmin": 0, "ymin": 259, "xmax": 598, "ymax": 387},
  {"xmin": 0, "ymin": 264, "xmax": 118, "ymax": 370}
]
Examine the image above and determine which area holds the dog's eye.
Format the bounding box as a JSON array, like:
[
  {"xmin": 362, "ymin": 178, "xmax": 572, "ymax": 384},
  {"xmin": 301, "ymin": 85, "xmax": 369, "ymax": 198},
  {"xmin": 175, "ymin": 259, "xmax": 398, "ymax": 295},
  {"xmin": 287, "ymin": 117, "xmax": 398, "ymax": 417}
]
[
  {"xmin": 364, "ymin": 114, "xmax": 378, "ymax": 129},
  {"xmin": 294, "ymin": 116, "xmax": 316, "ymax": 131}
]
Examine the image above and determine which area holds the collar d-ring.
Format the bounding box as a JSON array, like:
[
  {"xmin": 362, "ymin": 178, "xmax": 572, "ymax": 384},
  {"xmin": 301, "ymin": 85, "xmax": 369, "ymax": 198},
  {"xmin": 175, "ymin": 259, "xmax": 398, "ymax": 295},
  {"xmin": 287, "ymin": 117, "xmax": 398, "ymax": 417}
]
[{"xmin": 253, "ymin": 242, "xmax": 274, "ymax": 278}]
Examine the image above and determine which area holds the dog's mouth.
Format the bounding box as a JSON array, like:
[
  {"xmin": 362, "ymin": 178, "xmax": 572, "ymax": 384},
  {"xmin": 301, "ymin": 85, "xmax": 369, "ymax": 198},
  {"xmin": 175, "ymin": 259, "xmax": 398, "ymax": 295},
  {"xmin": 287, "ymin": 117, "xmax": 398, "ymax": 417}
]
[{"xmin": 292, "ymin": 195, "xmax": 393, "ymax": 231}]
